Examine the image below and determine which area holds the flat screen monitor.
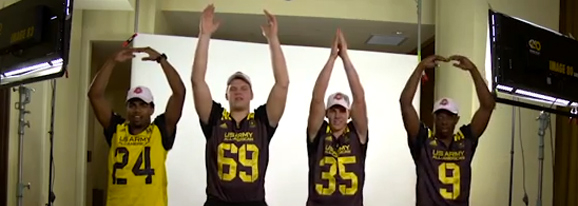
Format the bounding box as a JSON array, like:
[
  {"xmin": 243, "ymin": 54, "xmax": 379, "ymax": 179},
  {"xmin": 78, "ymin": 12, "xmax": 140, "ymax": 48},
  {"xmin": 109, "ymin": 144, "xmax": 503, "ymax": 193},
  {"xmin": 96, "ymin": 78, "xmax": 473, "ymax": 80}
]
[{"xmin": 0, "ymin": 0, "xmax": 73, "ymax": 88}]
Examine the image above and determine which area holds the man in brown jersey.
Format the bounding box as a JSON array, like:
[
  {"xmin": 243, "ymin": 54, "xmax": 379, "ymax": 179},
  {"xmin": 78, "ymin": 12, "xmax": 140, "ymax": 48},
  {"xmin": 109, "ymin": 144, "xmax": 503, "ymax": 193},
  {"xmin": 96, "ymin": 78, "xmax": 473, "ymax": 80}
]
[
  {"xmin": 306, "ymin": 29, "xmax": 368, "ymax": 206},
  {"xmin": 191, "ymin": 4, "xmax": 289, "ymax": 206},
  {"xmin": 400, "ymin": 55, "xmax": 496, "ymax": 206}
]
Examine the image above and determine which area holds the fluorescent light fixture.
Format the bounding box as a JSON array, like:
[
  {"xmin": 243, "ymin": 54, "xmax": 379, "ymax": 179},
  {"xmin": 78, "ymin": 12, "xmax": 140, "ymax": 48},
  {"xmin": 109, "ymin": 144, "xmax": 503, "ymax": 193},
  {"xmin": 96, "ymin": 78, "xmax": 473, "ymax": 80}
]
[
  {"xmin": 495, "ymin": 84, "xmax": 578, "ymax": 108},
  {"xmin": 496, "ymin": 84, "xmax": 514, "ymax": 92},
  {"xmin": 366, "ymin": 35, "xmax": 407, "ymax": 46},
  {"xmin": 0, "ymin": 58, "xmax": 64, "ymax": 85},
  {"xmin": 486, "ymin": 22, "xmax": 493, "ymax": 92},
  {"xmin": 66, "ymin": 0, "xmax": 71, "ymax": 16}
]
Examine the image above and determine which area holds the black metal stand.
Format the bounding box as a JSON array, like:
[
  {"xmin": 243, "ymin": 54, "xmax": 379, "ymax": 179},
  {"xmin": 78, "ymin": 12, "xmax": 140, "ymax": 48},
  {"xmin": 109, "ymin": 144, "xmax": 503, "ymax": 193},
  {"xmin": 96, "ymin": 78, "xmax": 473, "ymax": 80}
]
[
  {"xmin": 507, "ymin": 106, "xmax": 515, "ymax": 206},
  {"xmin": 45, "ymin": 79, "xmax": 57, "ymax": 206},
  {"xmin": 13, "ymin": 86, "xmax": 32, "ymax": 206},
  {"xmin": 535, "ymin": 111, "xmax": 550, "ymax": 206}
]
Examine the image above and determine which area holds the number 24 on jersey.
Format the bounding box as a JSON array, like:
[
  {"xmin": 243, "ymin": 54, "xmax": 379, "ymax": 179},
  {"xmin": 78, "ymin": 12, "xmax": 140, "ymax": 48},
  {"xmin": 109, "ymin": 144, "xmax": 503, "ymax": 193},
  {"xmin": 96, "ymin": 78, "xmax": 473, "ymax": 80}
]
[{"xmin": 112, "ymin": 146, "xmax": 156, "ymax": 185}]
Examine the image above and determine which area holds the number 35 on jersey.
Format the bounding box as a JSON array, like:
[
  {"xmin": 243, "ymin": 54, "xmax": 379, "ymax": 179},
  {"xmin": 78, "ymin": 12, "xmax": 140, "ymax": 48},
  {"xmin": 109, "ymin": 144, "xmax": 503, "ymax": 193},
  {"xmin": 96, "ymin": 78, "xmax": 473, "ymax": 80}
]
[{"xmin": 316, "ymin": 156, "xmax": 359, "ymax": 196}]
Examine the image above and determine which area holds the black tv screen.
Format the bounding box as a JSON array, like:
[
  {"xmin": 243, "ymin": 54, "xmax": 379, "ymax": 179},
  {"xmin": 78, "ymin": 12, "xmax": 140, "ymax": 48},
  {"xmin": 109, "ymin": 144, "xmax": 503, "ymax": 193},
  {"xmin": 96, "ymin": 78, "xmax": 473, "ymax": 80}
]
[
  {"xmin": 489, "ymin": 9, "xmax": 578, "ymax": 104},
  {"xmin": 0, "ymin": 0, "xmax": 73, "ymax": 88}
]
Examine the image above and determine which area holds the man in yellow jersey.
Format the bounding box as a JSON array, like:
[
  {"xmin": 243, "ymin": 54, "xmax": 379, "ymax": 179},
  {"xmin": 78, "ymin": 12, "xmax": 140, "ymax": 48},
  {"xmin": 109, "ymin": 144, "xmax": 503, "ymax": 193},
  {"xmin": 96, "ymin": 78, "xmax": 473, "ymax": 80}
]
[
  {"xmin": 191, "ymin": 4, "xmax": 289, "ymax": 206},
  {"xmin": 88, "ymin": 47, "xmax": 186, "ymax": 206}
]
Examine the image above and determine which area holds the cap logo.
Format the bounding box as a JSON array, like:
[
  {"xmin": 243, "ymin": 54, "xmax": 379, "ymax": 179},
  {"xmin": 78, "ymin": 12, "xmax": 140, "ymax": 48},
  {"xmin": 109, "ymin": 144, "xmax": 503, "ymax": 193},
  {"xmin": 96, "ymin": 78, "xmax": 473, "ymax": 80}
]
[
  {"xmin": 134, "ymin": 87, "xmax": 142, "ymax": 94},
  {"xmin": 440, "ymin": 99, "xmax": 448, "ymax": 105},
  {"xmin": 334, "ymin": 93, "xmax": 343, "ymax": 100}
]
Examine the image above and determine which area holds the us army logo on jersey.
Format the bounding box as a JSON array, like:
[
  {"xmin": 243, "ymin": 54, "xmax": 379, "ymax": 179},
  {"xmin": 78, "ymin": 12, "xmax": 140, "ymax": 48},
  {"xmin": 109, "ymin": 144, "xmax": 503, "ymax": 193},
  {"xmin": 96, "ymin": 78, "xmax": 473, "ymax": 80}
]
[{"xmin": 118, "ymin": 135, "xmax": 151, "ymax": 146}]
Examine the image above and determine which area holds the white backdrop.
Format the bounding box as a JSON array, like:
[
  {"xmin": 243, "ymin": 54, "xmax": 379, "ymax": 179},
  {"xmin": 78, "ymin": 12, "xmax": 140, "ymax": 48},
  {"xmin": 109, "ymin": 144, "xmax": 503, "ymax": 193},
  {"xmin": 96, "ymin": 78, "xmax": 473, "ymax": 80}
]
[{"xmin": 131, "ymin": 33, "xmax": 420, "ymax": 206}]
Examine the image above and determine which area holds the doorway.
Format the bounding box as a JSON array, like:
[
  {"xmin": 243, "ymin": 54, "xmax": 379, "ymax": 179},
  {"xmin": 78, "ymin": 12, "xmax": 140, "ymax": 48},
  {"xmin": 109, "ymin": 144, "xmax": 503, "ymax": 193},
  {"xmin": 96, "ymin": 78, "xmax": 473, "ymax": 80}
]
[
  {"xmin": 409, "ymin": 37, "xmax": 436, "ymax": 128},
  {"xmin": 86, "ymin": 41, "xmax": 132, "ymax": 206}
]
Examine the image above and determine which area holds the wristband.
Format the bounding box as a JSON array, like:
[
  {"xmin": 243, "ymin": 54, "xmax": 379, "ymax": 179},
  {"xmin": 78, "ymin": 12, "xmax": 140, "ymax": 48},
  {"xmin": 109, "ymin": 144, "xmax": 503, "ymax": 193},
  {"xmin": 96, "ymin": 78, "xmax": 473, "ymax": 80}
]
[{"xmin": 155, "ymin": 53, "xmax": 167, "ymax": 63}]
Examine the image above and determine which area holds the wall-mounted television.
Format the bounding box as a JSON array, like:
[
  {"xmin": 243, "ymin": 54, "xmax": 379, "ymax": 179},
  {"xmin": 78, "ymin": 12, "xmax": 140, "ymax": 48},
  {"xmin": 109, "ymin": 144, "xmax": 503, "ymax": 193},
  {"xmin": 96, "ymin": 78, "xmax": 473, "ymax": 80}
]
[
  {"xmin": 0, "ymin": 0, "xmax": 74, "ymax": 88},
  {"xmin": 489, "ymin": 9, "xmax": 578, "ymax": 115}
]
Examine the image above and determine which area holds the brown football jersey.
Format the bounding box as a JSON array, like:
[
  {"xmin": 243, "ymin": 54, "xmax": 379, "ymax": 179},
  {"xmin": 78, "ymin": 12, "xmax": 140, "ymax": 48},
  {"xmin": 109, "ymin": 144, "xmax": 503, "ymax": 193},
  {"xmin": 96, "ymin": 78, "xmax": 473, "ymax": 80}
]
[
  {"xmin": 408, "ymin": 123, "xmax": 478, "ymax": 206},
  {"xmin": 306, "ymin": 121, "xmax": 368, "ymax": 206},
  {"xmin": 200, "ymin": 101, "xmax": 277, "ymax": 206}
]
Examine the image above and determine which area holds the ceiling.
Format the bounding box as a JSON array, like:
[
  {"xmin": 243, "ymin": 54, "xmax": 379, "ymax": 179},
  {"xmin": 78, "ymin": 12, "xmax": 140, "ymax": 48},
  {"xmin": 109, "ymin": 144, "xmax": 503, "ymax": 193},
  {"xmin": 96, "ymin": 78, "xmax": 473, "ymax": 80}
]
[
  {"xmin": 93, "ymin": 12, "xmax": 434, "ymax": 58},
  {"xmin": 74, "ymin": 0, "xmax": 134, "ymax": 11},
  {"xmin": 91, "ymin": 12, "xmax": 435, "ymax": 93},
  {"xmin": 91, "ymin": 11, "xmax": 435, "ymax": 83},
  {"xmin": 160, "ymin": 11, "xmax": 435, "ymax": 54}
]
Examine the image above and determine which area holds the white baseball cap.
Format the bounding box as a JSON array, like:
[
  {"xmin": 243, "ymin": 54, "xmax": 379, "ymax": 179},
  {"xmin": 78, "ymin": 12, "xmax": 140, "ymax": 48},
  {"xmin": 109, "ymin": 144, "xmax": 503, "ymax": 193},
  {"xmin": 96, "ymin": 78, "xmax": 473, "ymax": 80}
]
[
  {"xmin": 326, "ymin": 92, "xmax": 351, "ymax": 110},
  {"xmin": 433, "ymin": 97, "xmax": 459, "ymax": 115},
  {"xmin": 126, "ymin": 86, "xmax": 154, "ymax": 104},
  {"xmin": 227, "ymin": 71, "xmax": 252, "ymax": 86}
]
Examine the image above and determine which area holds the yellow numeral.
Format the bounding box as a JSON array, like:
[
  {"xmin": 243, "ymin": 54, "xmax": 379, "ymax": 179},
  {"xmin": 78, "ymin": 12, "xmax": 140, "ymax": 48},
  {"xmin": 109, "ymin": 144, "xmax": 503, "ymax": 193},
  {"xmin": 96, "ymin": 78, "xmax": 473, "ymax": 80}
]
[
  {"xmin": 316, "ymin": 157, "xmax": 336, "ymax": 195},
  {"xmin": 315, "ymin": 156, "xmax": 358, "ymax": 196},
  {"xmin": 438, "ymin": 162, "xmax": 461, "ymax": 200},
  {"xmin": 217, "ymin": 143, "xmax": 259, "ymax": 183},
  {"xmin": 9, "ymin": 26, "xmax": 34, "ymax": 44},
  {"xmin": 26, "ymin": 27, "xmax": 34, "ymax": 37}
]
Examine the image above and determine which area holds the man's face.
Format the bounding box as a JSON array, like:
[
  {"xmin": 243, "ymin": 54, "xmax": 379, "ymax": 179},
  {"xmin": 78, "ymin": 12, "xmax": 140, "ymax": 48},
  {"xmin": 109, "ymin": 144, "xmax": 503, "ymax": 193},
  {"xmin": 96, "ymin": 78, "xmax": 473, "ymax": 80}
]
[
  {"xmin": 226, "ymin": 79, "xmax": 253, "ymax": 110},
  {"xmin": 126, "ymin": 99, "xmax": 154, "ymax": 128},
  {"xmin": 327, "ymin": 105, "xmax": 349, "ymax": 131},
  {"xmin": 434, "ymin": 110, "xmax": 460, "ymax": 139}
]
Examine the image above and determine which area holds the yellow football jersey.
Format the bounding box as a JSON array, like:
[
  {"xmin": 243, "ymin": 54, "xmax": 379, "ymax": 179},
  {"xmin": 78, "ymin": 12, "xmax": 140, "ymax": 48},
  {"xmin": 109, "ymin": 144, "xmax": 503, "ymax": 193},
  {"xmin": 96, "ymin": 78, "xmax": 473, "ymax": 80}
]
[{"xmin": 106, "ymin": 119, "xmax": 168, "ymax": 206}]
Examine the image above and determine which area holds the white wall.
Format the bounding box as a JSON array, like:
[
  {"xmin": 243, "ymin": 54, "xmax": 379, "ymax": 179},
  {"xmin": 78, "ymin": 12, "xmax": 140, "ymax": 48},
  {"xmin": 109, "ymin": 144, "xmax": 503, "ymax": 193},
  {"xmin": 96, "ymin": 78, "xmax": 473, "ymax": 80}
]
[{"xmin": 131, "ymin": 33, "xmax": 420, "ymax": 206}]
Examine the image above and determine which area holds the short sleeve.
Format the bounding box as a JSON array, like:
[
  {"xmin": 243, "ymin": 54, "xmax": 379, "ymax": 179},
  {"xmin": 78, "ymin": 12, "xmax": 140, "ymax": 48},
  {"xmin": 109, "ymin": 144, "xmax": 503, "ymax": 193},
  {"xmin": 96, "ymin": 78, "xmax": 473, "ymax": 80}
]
[
  {"xmin": 200, "ymin": 101, "xmax": 224, "ymax": 139},
  {"xmin": 103, "ymin": 112, "xmax": 126, "ymax": 146},
  {"xmin": 347, "ymin": 122, "xmax": 368, "ymax": 155},
  {"xmin": 153, "ymin": 114, "xmax": 176, "ymax": 150},
  {"xmin": 460, "ymin": 124, "xmax": 475, "ymax": 139},
  {"xmin": 460, "ymin": 124, "xmax": 479, "ymax": 148},
  {"xmin": 254, "ymin": 104, "xmax": 277, "ymax": 141},
  {"xmin": 407, "ymin": 122, "xmax": 430, "ymax": 160},
  {"xmin": 307, "ymin": 120, "xmax": 328, "ymax": 156}
]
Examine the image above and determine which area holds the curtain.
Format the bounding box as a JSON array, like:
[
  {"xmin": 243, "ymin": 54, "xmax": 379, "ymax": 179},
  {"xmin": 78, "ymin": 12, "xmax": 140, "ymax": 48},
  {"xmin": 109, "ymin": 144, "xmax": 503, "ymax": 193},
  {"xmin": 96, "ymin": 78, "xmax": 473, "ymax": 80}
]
[
  {"xmin": 554, "ymin": 110, "xmax": 578, "ymax": 206},
  {"xmin": 0, "ymin": 88, "xmax": 10, "ymax": 205},
  {"xmin": 554, "ymin": 0, "xmax": 578, "ymax": 205},
  {"xmin": 559, "ymin": 0, "xmax": 577, "ymax": 38}
]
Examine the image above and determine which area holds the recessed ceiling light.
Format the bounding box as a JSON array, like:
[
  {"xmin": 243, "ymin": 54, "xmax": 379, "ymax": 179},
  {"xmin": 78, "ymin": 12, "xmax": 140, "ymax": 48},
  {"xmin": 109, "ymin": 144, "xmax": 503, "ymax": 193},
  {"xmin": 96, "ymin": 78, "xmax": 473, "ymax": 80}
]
[{"xmin": 366, "ymin": 35, "xmax": 407, "ymax": 46}]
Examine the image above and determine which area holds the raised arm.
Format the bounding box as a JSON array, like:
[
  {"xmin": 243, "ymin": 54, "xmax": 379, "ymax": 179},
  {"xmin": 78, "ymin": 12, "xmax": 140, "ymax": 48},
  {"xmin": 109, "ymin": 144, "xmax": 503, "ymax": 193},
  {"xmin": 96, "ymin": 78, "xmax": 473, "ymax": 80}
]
[
  {"xmin": 136, "ymin": 47, "xmax": 186, "ymax": 136},
  {"xmin": 307, "ymin": 32, "xmax": 339, "ymax": 141},
  {"xmin": 400, "ymin": 55, "xmax": 446, "ymax": 140},
  {"xmin": 192, "ymin": 4, "xmax": 220, "ymax": 124},
  {"xmin": 88, "ymin": 49, "xmax": 134, "ymax": 128},
  {"xmin": 262, "ymin": 10, "xmax": 289, "ymax": 128},
  {"xmin": 337, "ymin": 30, "xmax": 368, "ymax": 144},
  {"xmin": 449, "ymin": 55, "xmax": 495, "ymax": 138}
]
